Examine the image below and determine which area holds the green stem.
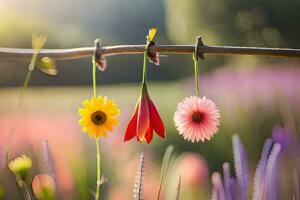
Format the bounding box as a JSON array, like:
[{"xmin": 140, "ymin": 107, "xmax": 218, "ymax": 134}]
[
  {"xmin": 95, "ymin": 139, "xmax": 101, "ymax": 200},
  {"xmin": 92, "ymin": 55, "xmax": 97, "ymax": 97},
  {"xmin": 17, "ymin": 180, "xmax": 32, "ymax": 200},
  {"xmin": 5, "ymin": 69, "xmax": 32, "ymax": 189},
  {"xmin": 142, "ymin": 44, "xmax": 150, "ymax": 84},
  {"xmin": 193, "ymin": 55, "xmax": 200, "ymax": 97},
  {"xmin": 92, "ymin": 47, "xmax": 100, "ymax": 200}
]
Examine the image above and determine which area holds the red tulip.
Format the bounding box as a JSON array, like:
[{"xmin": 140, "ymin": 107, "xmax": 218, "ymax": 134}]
[{"xmin": 124, "ymin": 83, "xmax": 165, "ymax": 143}]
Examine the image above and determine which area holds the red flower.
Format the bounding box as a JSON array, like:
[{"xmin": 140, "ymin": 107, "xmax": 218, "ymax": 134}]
[{"xmin": 124, "ymin": 83, "xmax": 165, "ymax": 143}]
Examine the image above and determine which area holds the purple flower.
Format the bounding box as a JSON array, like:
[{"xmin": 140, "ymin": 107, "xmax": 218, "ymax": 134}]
[
  {"xmin": 272, "ymin": 126, "xmax": 294, "ymax": 152},
  {"xmin": 253, "ymin": 139, "xmax": 273, "ymax": 200},
  {"xmin": 211, "ymin": 172, "xmax": 226, "ymax": 200},
  {"xmin": 212, "ymin": 135, "xmax": 284, "ymax": 200},
  {"xmin": 232, "ymin": 134, "xmax": 249, "ymax": 200}
]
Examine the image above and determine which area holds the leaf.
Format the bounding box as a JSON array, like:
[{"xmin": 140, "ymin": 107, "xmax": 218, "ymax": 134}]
[
  {"xmin": 157, "ymin": 145, "xmax": 174, "ymax": 200},
  {"xmin": 175, "ymin": 176, "xmax": 181, "ymax": 200},
  {"xmin": 95, "ymin": 55, "xmax": 107, "ymax": 72},
  {"xmin": 29, "ymin": 33, "xmax": 47, "ymax": 71},
  {"xmin": 32, "ymin": 33, "xmax": 47, "ymax": 50},
  {"xmin": 37, "ymin": 57, "xmax": 58, "ymax": 76},
  {"xmin": 147, "ymin": 47, "xmax": 160, "ymax": 66}
]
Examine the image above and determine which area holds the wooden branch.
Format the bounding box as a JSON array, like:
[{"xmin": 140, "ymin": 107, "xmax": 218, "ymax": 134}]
[{"xmin": 0, "ymin": 44, "xmax": 300, "ymax": 61}]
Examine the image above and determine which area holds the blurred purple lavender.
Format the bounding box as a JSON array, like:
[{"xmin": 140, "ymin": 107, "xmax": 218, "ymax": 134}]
[
  {"xmin": 264, "ymin": 143, "xmax": 281, "ymax": 200},
  {"xmin": 252, "ymin": 139, "xmax": 273, "ymax": 200},
  {"xmin": 211, "ymin": 172, "xmax": 226, "ymax": 200},
  {"xmin": 223, "ymin": 163, "xmax": 237, "ymax": 200},
  {"xmin": 211, "ymin": 134, "xmax": 287, "ymax": 200},
  {"xmin": 272, "ymin": 126, "xmax": 296, "ymax": 152},
  {"xmin": 43, "ymin": 140, "xmax": 56, "ymax": 184},
  {"xmin": 133, "ymin": 153, "xmax": 145, "ymax": 200},
  {"xmin": 232, "ymin": 134, "xmax": 249, "ymax": 200}
]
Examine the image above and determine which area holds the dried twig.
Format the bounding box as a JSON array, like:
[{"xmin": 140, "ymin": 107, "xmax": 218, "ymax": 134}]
[{"xmin": 1, "ymin": 44, "xmax": 300, "ymax": 62}]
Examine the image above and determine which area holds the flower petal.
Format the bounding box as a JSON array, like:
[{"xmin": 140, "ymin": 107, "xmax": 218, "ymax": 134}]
[
  {"xmin": 137, "ymin": 94, "xmax": 150, "ymax": 140},
  {"xmin": 148, "ymin": 98, "xmax": 165, "ymax": 139},
  {"xmin": 147, "ymin": 27, "xmax": 157, "ymax": 42},
  {"xmin": 124, "ymin": 106, "xmax": 138, "ymax": 142},
  {"xmin": 145, "ymin": 126, "xmax": 153, "ymax": 144}
]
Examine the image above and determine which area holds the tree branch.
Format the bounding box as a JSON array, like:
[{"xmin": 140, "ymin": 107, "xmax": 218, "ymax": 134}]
[{"xmin": 0, "ymin": 44, "xmax": 300, "ymax": 61}]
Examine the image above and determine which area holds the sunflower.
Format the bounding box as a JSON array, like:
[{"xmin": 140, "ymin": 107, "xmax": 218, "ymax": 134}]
[{"xmin": 78, "ymin": 96, "xmax": 120, "ymax": 139}]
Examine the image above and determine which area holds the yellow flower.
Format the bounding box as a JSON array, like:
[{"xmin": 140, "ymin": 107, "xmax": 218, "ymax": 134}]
[
  {"xmin": 8, "ymin": 155, "xmax": 32, "ymax": 180},
  {"xmin": 78, "ymin": 96, "xmax": 120, "ymax": 139},
  {"xmin": 146, "ymin": 27, "xmax": 157, "ymax": 43}
]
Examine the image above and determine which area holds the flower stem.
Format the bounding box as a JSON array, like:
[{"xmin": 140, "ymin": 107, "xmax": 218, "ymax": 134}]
[
  {"xmin": 95, "ymin": 139, "xmax": 101, "ymax": 200},
  {"xmin": 5, "ymin": 67, "xmax": 33, "ymax": 189},
  {"xmin": 17, "ymin": 180, "xmax": 32, "ymax": 200},
  {"xmin": 142, "ymin": 44, "xmax": 150, "ymax": 84},
  {"xmin": 92, "ymin": 51, "xmax": 101, "ymax": 200},
  {"xmin": 193, "ymin": 55, "xmax": 200, "ymax": 97},
  {"xmin": 92, "ymin": 55, "xmax": 97, "ymax": 97}
]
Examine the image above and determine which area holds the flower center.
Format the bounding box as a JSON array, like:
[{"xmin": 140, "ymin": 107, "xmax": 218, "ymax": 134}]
[
  {"xmin": 91, "ymin": 111, "xmax": 107, "ymax": 125},
  {"xmin": 192, "ymin": 112, "xmax": 204, "ymax": 123}
]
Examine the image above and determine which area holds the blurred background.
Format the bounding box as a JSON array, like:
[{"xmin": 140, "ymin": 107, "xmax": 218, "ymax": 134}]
[{"xmin": 0, "ymin": 0, "xmax": 300, "ymax": 199}]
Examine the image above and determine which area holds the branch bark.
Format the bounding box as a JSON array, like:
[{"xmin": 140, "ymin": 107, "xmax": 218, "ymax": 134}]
[{"xmin": 0, "ymin": 44, "xmax": 300, "ymax": 61}]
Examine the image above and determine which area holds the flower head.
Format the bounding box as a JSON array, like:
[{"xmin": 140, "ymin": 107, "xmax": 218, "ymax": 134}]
[
  {"xmin": 78, "ymin": 96, "xmax": 120, "ymax": 139},
  {"xmin": 124, "ymin": 83, "xmax": 165, "ymax": 144},
  {"xmin": 32, "ymin": 174, "xmax": 56, "ymax": 200},
  {"xmin": 8, "ymin": 155, "xmax": 32, "ymax": 180},
  {"xmin": 177, "ymin": 153, "xmax": 208, "ymax": 187},
  {"xmin": 174, "ymin": 96, "xmax": 220, "ymax": 142}
]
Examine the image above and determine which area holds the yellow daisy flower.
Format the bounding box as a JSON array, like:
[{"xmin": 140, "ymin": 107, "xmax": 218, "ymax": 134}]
[
  {"xmin": 78, "ymin": 96, "xmax": 120, "ymax": 139},
  {"xmin": 8, "ymin": 155, "xmax": 32, "ymax": 180}
]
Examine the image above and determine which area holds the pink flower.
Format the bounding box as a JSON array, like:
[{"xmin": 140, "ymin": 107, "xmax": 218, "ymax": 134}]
[
  {"xmin": 174, "ymin": 96, "xmax": 220, "ymax": 142},
  {"xmin": 177, "ymin": 153, "xmax": 208, "ymax": 187}
]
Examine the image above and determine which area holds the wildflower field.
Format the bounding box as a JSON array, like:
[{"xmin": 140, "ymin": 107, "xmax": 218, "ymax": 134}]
[{"xmin": 1, "ymin": 0, "xmax": 300, "ymax": 199}]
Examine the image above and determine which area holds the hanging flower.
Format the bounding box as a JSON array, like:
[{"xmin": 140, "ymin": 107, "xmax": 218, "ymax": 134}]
[
  {"xmin": 174, "ymin": 96, "xmax": 220, "ymax": 142},
  {"xmin": 78, "ymin": 96, "xmax": 120, "ymax": 139},
  {"xmin": 124, "ymin": 28, "xmax": 165, "ymax": 144},
  {"xmin": 8, "ymin": 155, "xmax": 32, "ymax": 181},
  {"xmin": 124, "ymin": 83, "xmax": 165, "ymax": 143}
]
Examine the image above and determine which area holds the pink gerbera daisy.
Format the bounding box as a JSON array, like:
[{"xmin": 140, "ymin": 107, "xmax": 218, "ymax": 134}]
[{"xmin": 174, "ymin": 96, "xmax": 220, "ymax": 142}]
